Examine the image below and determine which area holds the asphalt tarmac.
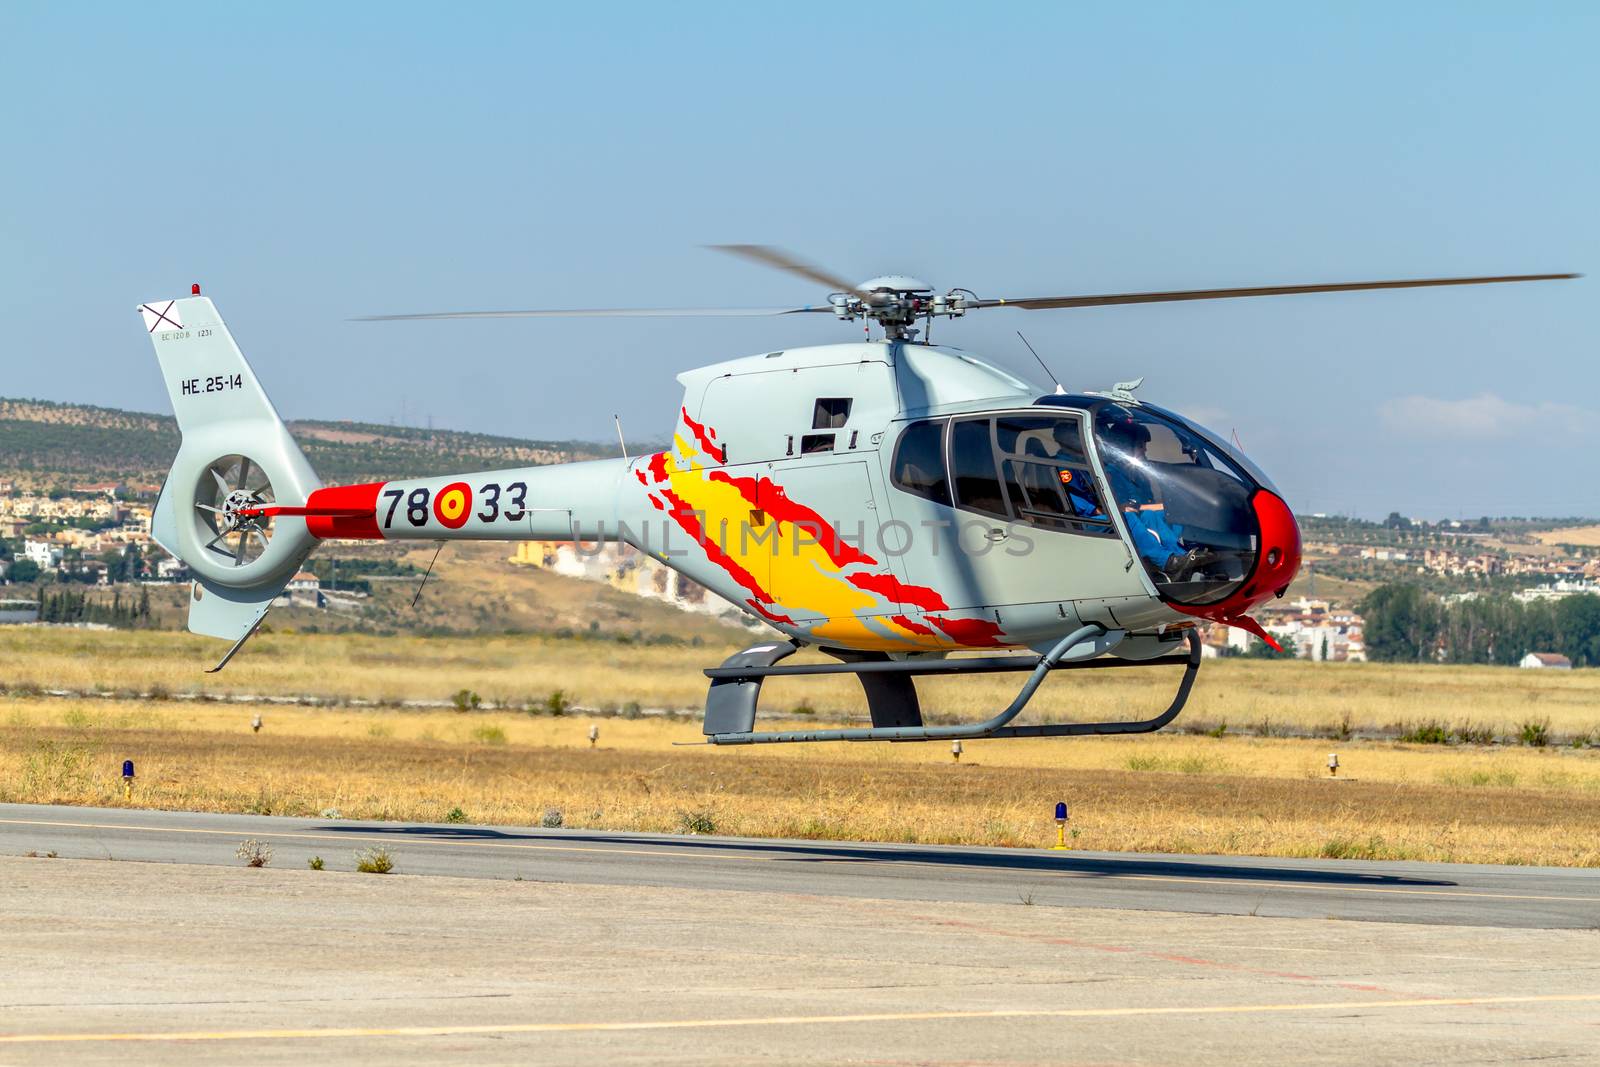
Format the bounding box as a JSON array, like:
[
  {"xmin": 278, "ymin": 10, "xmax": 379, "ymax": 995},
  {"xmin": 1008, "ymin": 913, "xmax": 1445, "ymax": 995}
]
[
  {"xmin": 1, "ymin": 803, "xmax": 1596, "ymax": 929},
  {"xmin": 2, "ymin": 803, "xmax": 1598, "ymax": 1065}
]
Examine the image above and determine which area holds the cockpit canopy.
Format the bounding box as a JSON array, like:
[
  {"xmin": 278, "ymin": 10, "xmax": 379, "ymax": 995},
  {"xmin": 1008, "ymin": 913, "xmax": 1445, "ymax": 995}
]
[
  {"xmin": 890, "ymin": 395, "xmax": 1268, "ymax": 607},
  {"xmin": 1041, "ymin": 395, "xmax": 1264, "ymax": 605}
]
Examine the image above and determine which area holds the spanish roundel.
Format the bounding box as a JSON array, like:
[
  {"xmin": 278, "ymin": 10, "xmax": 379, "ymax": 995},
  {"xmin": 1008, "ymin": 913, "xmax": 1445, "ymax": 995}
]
[{"xmin": 433, "ymin": 482, "xmax": 472, "ymax": 529}]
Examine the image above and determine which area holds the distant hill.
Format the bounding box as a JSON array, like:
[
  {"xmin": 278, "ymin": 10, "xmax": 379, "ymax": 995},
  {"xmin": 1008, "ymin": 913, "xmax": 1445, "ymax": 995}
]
[{"xmin": 0, "ymin": 398, "xmax": 639, "ymax": 486}]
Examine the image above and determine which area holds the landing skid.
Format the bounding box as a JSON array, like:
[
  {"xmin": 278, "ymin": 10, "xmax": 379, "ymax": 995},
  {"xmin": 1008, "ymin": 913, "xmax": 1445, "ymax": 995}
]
[{"xmin": 700, "ymin": 624, "xmax": 1201, "ymax": 745}]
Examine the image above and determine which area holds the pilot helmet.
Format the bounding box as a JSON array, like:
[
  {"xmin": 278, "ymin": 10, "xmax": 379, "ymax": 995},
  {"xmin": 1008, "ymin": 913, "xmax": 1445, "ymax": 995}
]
[{"xmin": 1097, "ymin": 408, "xmax": 1151, "ymax": 453}]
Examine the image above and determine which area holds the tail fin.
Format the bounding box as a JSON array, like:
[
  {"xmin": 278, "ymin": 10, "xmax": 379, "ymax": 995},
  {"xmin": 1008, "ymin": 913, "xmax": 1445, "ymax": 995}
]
[{"xmin": 142, "ymin": 293, "xmax": 321, "ymax": 649}]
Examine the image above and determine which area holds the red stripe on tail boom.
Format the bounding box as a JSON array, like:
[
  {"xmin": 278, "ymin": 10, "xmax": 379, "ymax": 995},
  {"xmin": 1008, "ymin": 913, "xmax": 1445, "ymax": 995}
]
[{"xmin": 304, "ymin": 483, "xmax": 384, "ymax": 539}]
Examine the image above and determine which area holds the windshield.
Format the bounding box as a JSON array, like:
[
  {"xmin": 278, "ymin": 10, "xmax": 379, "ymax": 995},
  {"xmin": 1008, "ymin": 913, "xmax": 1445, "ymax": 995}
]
[
  {"xmin": 1141, "ymin": 402, "xmax": 1280, "ymax": 497},
  {"xmin": 1092, "ymin": 403, "xmax": 1259, "ymax": 605}
]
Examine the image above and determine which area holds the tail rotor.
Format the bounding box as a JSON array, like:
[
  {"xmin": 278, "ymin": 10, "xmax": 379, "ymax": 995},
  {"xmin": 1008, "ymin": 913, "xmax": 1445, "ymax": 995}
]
[{"xmin": 195, "ymin": 454, "xmax": 277, "ymax": 567}]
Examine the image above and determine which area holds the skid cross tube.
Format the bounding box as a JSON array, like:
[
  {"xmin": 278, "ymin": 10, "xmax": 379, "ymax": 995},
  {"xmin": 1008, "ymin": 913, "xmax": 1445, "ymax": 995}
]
[{"xmin": 704, "ymin": 626, "xmax": 1201, "ymax": 745}]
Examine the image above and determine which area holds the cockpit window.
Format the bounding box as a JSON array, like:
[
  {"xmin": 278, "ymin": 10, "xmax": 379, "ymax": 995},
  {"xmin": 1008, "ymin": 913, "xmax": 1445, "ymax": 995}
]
[
  {"xmin": 993, "ymin": 415, "xmax": 1108, "ymax": 530},
  {"xmin": 911, "ymin": 414, "xmax": 1113, "ymax": 535},
  {"xmin": 951, "ymin": 418, "xmax": 1008, "ymax": 518},
  {"xmin": 1093, "ymin": 404, "xmax": 1259, "ymax": 605}
]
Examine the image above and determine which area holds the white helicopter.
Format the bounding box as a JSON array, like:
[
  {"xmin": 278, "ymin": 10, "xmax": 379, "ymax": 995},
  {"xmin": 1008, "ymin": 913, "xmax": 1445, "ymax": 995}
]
[{"xmin": 139, "ymin": 248, "xmax": 1574, "ymax": 744}]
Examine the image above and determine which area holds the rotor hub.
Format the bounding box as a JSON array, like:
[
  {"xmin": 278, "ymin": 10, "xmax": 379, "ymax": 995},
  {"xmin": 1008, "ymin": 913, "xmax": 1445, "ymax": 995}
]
[
  {"xmin": 831, "ymin": 279, "xmax": 970, "ymax": 341},
  {"xmin": 220, "ymin": 488, "xmax": 257, "ymax": 531}
]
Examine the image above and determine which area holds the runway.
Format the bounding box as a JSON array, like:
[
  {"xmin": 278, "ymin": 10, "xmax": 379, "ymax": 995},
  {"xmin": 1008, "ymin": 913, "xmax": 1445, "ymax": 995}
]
[
  {"xmin": 1, "ymin": 803, "xmax": 1596, "ymax": 928},
  {"xmin": 3, "ymin": 803, "xmax": 1598, "ymax": 1065}
]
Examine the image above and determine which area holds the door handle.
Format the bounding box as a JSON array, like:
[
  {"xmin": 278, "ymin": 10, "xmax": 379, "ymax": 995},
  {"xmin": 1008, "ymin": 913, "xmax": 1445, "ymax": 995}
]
[{"xmin": 985, "ymin": 527, "xmax": 1009, "ymax": 543}]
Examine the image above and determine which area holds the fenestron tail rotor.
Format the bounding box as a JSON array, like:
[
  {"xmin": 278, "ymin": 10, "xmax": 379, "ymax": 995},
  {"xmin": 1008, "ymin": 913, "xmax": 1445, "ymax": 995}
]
[
  {"xmin": 195, "ymin": 454, "xmax": 276, "ymax": 567},
  {"xmin": 354, "ymin": 246, "xmax": 1579, "ymax": 341}
]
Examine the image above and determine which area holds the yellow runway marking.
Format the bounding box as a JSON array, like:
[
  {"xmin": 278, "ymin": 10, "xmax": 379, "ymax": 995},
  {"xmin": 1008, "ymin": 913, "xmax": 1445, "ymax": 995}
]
[
  {"xmin": 3, "ymin": 816, "xmax": 1597, "ymax": 905},
  {"xmin": 3, "ymin": 994, "xmax": 1598, "ymax": 1044}
]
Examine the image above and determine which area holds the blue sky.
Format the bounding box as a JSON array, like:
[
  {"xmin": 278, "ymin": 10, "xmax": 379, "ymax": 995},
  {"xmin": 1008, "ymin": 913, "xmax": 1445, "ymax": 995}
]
[{"xmin": 3, "ymin": 3, "xmax": 1593, "ymax": 519}]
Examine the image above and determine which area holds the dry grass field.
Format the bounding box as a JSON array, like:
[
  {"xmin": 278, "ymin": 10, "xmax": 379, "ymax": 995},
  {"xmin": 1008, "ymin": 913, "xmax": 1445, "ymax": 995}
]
[
  {"xmin": 3, "ymin": 626, "xmax": 1596, "ymax": 741},
  {"xmin": 2, "ymin": 629, "xmax": 1599, "ymax": 866},
  {"xmin": 1533, "ymin": 524, "xmax": 1600, "ymax": 548}
]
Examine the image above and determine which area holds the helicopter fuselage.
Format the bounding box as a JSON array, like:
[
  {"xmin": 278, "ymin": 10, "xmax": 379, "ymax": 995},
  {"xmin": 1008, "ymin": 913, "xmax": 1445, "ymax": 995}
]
[{"xmin": 303, "ymin": 341, "xmax": 1302, "ymax": 657}]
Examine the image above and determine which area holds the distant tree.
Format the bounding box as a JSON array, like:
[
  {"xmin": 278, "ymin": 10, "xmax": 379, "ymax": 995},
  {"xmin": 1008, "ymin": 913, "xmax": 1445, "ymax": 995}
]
[
  {"xmin": 8, "ymin": 558, "xmax": 40, "ymax": 583},
  {"xmin": 1361, "ymin": 584, "xmax": 1444, "ymax": 662},
  {"xmin": 1384, "ymin": 511, "xmax": 1407, "ymax": 529},
  {"xmin": 1555, "ymin": 596, "xmax": 1600, "ymax": 668},
  {"xmin": 1244, "ymin": 636, "xmax": 1295, "ymax": 659}
]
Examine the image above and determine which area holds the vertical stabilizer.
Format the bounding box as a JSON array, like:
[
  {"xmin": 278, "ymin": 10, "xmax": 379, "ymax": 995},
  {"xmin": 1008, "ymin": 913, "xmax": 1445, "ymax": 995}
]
[{"xmin": 141, "ymin": 292, "xmax": 321, "ymax": 648}]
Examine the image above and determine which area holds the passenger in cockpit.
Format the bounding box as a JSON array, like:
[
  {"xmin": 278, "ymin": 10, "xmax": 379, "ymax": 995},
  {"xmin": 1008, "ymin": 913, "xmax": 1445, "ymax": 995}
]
[{"xmin": 1047, "ymin": 423, "xmax": 1105, "ymax": 519}]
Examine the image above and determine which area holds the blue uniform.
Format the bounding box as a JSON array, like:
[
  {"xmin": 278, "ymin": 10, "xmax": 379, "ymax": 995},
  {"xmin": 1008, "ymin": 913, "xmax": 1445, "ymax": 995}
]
[{"xmin": 1105, "ymin": 460, "xmax": 1184, "ymax": 568}]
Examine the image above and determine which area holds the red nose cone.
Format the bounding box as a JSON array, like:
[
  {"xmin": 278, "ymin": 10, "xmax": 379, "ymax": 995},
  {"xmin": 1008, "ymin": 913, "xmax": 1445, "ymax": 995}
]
[
  {"xmin": 1242, "ymin": 489, "xmax": 1302, "ymax": 608},
  {"xmin": 1171, "ymin": 489, "xmax": 1301, "ymax": 630}
]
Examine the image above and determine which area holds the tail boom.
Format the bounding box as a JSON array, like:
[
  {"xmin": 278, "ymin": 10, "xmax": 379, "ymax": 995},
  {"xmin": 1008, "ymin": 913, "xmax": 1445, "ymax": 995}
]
[{"xmin": 283, "ymin": 459, "xmax": 635, "ymax": 544}]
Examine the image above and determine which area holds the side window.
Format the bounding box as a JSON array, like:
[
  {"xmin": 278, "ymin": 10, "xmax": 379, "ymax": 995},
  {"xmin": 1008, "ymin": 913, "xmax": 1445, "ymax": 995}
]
[
  {"xmin": 813, "ymin": 398, "xmax": 852, "ymax": 429},
  {"xmin": 994, "ymin": 414, "xmax": 1108, "ymax": 530},
  {"xmin": 890, "ymin": 420, "xmax": 950, "ymax": 506},
  {"xmin": 950, "ymin": 418, "xmax": 1007, "ymax": 518}
]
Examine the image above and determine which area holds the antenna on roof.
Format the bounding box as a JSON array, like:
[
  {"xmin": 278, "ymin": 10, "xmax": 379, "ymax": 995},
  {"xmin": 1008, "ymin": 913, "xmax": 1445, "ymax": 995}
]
[
  {"xmin": 613, "ymin": 414, "xmax": 629, "ymax": 461},
  {"xmin": 1017, "ymin": 332, "xmax": 1064, "ymax": 394}
]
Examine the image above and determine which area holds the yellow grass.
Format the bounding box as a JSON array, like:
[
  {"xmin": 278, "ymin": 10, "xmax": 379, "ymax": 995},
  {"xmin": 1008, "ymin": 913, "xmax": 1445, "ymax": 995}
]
[
  {"xmin": 4, "ymin": 629, "xmax": 1598, "ymax": 866},
  {"xmin": 3, "ymin": 696, "xmax": 1599, "ymax": 867},
  {"xmin": 1533, "ymin": 524, "xmax": 1600, "ymax": 547},
  {"xmin": 2, "ymin": 627, "xmax": 1596, "ymax": 740}
]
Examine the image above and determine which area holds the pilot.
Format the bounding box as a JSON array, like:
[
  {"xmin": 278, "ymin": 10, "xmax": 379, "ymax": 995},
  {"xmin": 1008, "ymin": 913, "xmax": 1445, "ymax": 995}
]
[{"xmin": 1096, "ymin": 413, "xmax": 1207, "ymax": 580}]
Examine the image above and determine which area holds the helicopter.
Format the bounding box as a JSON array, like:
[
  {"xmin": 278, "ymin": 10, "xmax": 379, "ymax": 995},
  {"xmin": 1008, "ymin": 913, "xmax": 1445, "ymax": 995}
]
[{"xmin": 138, "ymin": 248, "xmax": 1575, "ymax": 745}]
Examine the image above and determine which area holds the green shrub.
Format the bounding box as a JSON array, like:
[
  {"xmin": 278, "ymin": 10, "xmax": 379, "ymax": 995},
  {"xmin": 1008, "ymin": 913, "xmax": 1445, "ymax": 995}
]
[
  {"xmin": 355, "ymin": 847, "xmax": 394, "ymax": 874},
  {"xmin": 1518, "ymin": 718, "xmax": 1550, "ymax": 747},
  {"xmin": 677, "ymin": 808, "xmax": 717, "ymax": 835},
  {"xmin": 444, "ymin": 806, "xmax": 468, "ymax": 823},
  {"xmin": 307, "ymin": 855, "xmax": 325, "ymax": 871},
  {"xmin": 1398, "ymin": 719, "xmax": 1450, "ymax": 744},
  {"xmin": 452, "ymin": 689, "xmax": 481, "ymax": 712}
]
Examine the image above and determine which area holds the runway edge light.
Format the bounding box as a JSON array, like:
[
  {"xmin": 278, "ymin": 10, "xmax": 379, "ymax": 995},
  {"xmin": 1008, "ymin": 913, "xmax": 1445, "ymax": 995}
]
[
  {"xmin": 121, "ymin": 759, "xmax": 135, "ymax": 801},
  {"xmin": 1052, "ymin": 801, "xmax": 1069, "ymax": 851}
]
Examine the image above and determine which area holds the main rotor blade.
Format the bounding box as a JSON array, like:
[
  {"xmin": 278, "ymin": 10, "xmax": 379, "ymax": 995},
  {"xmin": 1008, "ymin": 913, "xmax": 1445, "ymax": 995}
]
[
  {"xmin": 979, "ymin": 273, "xmax": 1580, "ymax": 311},
  {"xmin": 354, "ymin": 306, "xmax": 829, "ymax": 321},
  {"xmin": 706, "ymin": 244, "xmax": 860, "ymax": 294}
]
